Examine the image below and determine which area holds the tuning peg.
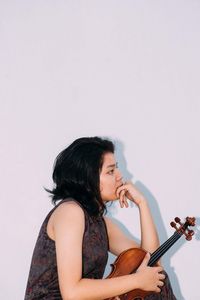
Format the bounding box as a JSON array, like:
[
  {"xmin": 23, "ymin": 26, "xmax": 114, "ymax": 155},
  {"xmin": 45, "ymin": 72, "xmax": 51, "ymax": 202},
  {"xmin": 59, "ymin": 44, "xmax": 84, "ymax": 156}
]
[
  {"xmin": 187, "ymin": 229, "xmax": 194, "ymax": 236},
  {"xmin": 183, "ymin": 228, "xmax": 195, "ymax": 241},
  {"xmin": 170, "ymin": 217, "xmax": 183, "ymax": 230},
  {"xmin": 170, "ymin": 221, "xmax": 176, "ymax": 228},
  {"xmin": 185, "ymin": 232, "xmax": 193, "ymax": 241},
  {"xmin": 174, "ymin": 217, "xmax": 182, "ymax": 226},
  {"xmin": 174, "ymin": 217, "xmax": 180, "ymax": 223},
  {"xmin": 170, "ymin": 221, "xmax": 178, "ymax": 230}
]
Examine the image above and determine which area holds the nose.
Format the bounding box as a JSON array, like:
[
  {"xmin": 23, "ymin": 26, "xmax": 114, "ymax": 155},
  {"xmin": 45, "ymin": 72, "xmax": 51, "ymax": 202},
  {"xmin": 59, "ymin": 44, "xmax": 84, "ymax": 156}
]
[{"xmin": 116, "ymin": 168, "xmax": 123, "ymax": 182}]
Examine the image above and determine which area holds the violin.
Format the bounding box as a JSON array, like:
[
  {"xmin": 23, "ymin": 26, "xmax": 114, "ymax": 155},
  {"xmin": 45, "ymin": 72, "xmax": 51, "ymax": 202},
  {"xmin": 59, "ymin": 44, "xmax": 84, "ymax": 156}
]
[{"xmin": 105, "ymin": 216, "xmax": 195, "ymax": 300}]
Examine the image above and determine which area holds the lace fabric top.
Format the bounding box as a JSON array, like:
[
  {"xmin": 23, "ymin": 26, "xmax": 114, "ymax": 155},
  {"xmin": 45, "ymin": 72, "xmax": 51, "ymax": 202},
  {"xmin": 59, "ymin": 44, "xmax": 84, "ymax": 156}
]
[{"xmin": 24, "ymin": 199, "xmax": 109, "ymax": 299}]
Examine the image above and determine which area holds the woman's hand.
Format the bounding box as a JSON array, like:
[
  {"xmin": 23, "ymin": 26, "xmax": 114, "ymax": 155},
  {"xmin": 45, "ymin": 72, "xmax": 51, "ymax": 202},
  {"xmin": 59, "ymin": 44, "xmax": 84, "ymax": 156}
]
[
  {"xmin": 135, "ymin": 253, "xmax": 165, "ymax": 292},
  {"xmin": 116, "ymin": 181, "xmax": 146, "ymax": 208}
]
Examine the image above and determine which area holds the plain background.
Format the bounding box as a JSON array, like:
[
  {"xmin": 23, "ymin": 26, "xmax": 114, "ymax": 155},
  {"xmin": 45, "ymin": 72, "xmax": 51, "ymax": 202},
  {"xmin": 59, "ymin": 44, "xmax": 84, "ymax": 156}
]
[{"xmin": 0, "ymin": 1, "xmax": 200, "ymax": 299}]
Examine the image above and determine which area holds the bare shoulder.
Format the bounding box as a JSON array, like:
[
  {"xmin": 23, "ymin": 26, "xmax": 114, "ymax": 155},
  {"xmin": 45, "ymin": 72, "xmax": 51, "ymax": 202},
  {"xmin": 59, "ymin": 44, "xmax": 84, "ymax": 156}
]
[
  {"xmin": 54, "ymin": 200, "xmax": 84, "ymax": 217},
  {"xmin": 53, "ymin": 200, "xmax": 85, "ymax": 225},
  {"xmin": 47, "ymin": 200, "xmax": 85, "ymax": 240}
]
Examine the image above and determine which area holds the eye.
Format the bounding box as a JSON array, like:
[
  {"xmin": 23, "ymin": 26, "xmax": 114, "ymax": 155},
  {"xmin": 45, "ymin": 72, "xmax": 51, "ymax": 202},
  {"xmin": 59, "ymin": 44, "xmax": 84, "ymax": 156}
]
[{"xmin": 108, "ymin": 169, "xmax": 114, "ymax": 175}]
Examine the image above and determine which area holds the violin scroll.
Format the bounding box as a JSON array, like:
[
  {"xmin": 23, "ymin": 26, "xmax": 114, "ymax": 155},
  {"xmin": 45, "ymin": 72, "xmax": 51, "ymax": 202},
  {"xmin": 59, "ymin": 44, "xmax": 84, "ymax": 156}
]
[{"xmin": 170, "ymin": 216, "xmax": 195, "ymax": 241}]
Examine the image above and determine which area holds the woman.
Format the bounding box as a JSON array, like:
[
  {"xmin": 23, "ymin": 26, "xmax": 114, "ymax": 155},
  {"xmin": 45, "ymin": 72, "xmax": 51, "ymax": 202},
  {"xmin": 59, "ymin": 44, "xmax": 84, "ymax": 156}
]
[{"xmin": 25, "ymin": 136, "xmax": 176, "ymax": 300}]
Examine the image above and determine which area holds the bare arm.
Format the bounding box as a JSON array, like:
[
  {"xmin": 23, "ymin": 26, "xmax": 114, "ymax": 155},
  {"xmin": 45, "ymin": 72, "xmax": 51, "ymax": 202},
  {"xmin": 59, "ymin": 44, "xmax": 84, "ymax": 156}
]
[
  {"xmin": 51, "ymin": 201, "xmax": 164, "ymax": 300},
  {"xmin": 103, "ymin": 216, "xmax": 140, "ymax": 256},
  {"xmin": 138, "ymin": 199, "xmax": 160, "ymax": 253},
  {"xmin": 116, "ymin": 182, "xmax": 160, "ymax": 254}
]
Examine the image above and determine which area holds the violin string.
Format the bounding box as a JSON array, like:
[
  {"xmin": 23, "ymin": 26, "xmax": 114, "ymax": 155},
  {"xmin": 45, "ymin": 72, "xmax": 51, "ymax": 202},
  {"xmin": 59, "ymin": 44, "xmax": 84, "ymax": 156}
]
[
  {"xmin": 149, "ymin": 235, "xmax": 178, "ymax": 266},
  {"xmin": 149, "ymin": 231, "xmax": 182, "ymax": 266},
  {"xmin": 150, "ymin": 232, "xmax": 181, "ymax": 265},
  {"xmin": 149, "ymin": 232, "xmax": 180, "ymax": 266}
]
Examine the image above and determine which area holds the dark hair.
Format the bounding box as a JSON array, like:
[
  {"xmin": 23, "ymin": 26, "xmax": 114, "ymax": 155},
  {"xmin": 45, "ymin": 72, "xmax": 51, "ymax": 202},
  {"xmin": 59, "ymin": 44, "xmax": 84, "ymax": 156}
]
[{"xmin": 46, "ymin": 137, "xmax": 115, "ymax": 217}]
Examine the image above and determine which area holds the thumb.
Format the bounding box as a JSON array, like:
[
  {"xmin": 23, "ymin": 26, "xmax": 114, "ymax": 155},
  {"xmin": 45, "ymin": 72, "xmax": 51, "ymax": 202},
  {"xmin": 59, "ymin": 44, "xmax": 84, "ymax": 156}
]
[{"xmin": 140, "ymin": 252, "xmax": 150, "ymax": 267}]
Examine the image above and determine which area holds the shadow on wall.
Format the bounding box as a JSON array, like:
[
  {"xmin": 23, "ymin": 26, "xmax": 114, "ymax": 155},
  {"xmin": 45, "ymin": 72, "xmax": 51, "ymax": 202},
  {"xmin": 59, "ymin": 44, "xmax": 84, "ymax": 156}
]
[{"xmin": 103, "ymin": 138, "xmax": 186, "ymax": 300}]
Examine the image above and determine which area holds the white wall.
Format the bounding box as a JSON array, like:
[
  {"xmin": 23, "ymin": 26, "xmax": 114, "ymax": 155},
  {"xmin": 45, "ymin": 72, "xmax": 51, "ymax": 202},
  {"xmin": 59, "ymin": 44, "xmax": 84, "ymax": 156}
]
[{"xmin": 0, "ymin": 1, "xmax": 199, "ymax": 299}]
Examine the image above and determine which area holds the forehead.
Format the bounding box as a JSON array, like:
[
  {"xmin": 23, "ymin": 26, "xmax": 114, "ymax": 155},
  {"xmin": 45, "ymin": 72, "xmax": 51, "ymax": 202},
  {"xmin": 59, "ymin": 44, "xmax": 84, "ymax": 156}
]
[{"xmin": 102, "ymin": 152, "xmax": 116, "ymax": 167}]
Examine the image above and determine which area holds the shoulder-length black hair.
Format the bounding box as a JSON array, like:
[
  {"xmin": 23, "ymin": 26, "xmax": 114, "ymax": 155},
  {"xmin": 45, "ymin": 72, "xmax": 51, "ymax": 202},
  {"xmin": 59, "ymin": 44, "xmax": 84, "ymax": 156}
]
[{"xmin": 46, "ymin": 137, "xmax": 115, "ymax": 217}]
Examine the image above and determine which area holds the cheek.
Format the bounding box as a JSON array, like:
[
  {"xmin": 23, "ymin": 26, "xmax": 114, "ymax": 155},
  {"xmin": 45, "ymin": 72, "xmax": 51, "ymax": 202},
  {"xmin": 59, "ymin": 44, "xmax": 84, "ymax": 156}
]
[
  {"xmin": 101, "ymin": 177, "xmax": 112, "ymax": 188},
  {"xmin": 101, "ymin": 177, "xmax": 116, "ymax": 195}
]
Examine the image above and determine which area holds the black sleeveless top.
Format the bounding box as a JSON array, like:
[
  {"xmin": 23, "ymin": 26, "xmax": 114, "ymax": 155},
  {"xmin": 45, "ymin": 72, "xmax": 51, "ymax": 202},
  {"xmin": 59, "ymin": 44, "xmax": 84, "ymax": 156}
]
[{"xmin": 24, "ymin": 199, "xmax": 109, "ymax": 300}]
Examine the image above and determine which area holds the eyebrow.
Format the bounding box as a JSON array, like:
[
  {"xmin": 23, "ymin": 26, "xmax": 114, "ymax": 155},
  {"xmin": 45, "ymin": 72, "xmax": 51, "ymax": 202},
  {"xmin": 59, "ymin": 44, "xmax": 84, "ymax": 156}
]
[{"xmin": 106, "ymin": 162, "xmax": 118, "ymax": 169}]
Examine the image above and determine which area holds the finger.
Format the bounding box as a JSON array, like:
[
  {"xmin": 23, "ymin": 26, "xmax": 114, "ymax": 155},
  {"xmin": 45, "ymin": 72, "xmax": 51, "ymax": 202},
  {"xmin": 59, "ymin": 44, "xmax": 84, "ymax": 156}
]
[
  {"xmin": 119, "ymin": 198, "xmax": 124, "ymax": 208},
  {"xmin": 123, "ymin": 195, "xmax": 129, "ymax": 207},
  {"xmin": 119, "ymin": 195, "xmax": 125, "ymax": 208},
  {"xmin": 120, "ymin": 195, "xmax": 128, "ymax": 208},
  {"xmin": 116, "ymin": 184, "xmax": 127, "ymax": 198},
  {"xmin": 157, "ymin": 266, "xmax": 164, "ymax": 273},
  {"xmin": 120, "ymin": 193, "xmax": 129, "ymax": 208},
  {"xmin": 119, "ymin": 191, "xmax": 126, "ymax": 208},
  {"xmin": 155, "ymin": 287, "xmax": 161, "ymax": 293},
  {"xmin": 159, "ymin": 274, "xmax": 166, "ymax": 280},
  {"xmin": 119, "ymin": 188, "xmax": 126, "ymax": 203},
  {"xmin": 158, "ymin": 280, "xmax": 164, "ymax": 287},
  {"xmin": 116, "ymin": 186, "xmax": 123, "ymax": 198}
]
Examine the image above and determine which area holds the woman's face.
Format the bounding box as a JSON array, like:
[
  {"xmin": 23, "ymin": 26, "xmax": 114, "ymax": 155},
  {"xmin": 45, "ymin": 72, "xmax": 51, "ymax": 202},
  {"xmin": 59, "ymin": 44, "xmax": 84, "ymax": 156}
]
[{"xmin": 100, "ymin": 152, "xmax": 123, "ymax": 201}]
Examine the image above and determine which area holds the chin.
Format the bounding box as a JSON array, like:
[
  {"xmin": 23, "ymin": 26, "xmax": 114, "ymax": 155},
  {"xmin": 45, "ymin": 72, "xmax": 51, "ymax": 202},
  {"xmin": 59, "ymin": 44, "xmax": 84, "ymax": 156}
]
[
  {"xmin": 108, "ymin": 196, "xmax": 118, "ymax": 201},
  {"xmin": 102, "ymin": 196, "xmax": 116, "ymax": 202}
]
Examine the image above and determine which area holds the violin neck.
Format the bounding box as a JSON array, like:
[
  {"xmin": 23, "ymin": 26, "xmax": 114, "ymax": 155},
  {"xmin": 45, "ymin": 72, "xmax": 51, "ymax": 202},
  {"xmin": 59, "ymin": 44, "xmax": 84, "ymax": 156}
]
[{"xmin": 148, "ymin": 231, "xmax": 182, "ymax": 266}]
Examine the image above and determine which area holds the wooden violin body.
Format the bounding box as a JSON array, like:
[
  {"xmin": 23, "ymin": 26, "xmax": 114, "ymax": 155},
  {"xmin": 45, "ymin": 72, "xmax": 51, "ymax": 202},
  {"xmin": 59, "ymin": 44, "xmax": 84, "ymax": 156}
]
[
  {"xmin": 105, "ymin": 217, "xmax": 195, "ymax": 300},
  {"xmin": 106, "ymin": 247, "xmax": 155, "ymax": 300}
]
